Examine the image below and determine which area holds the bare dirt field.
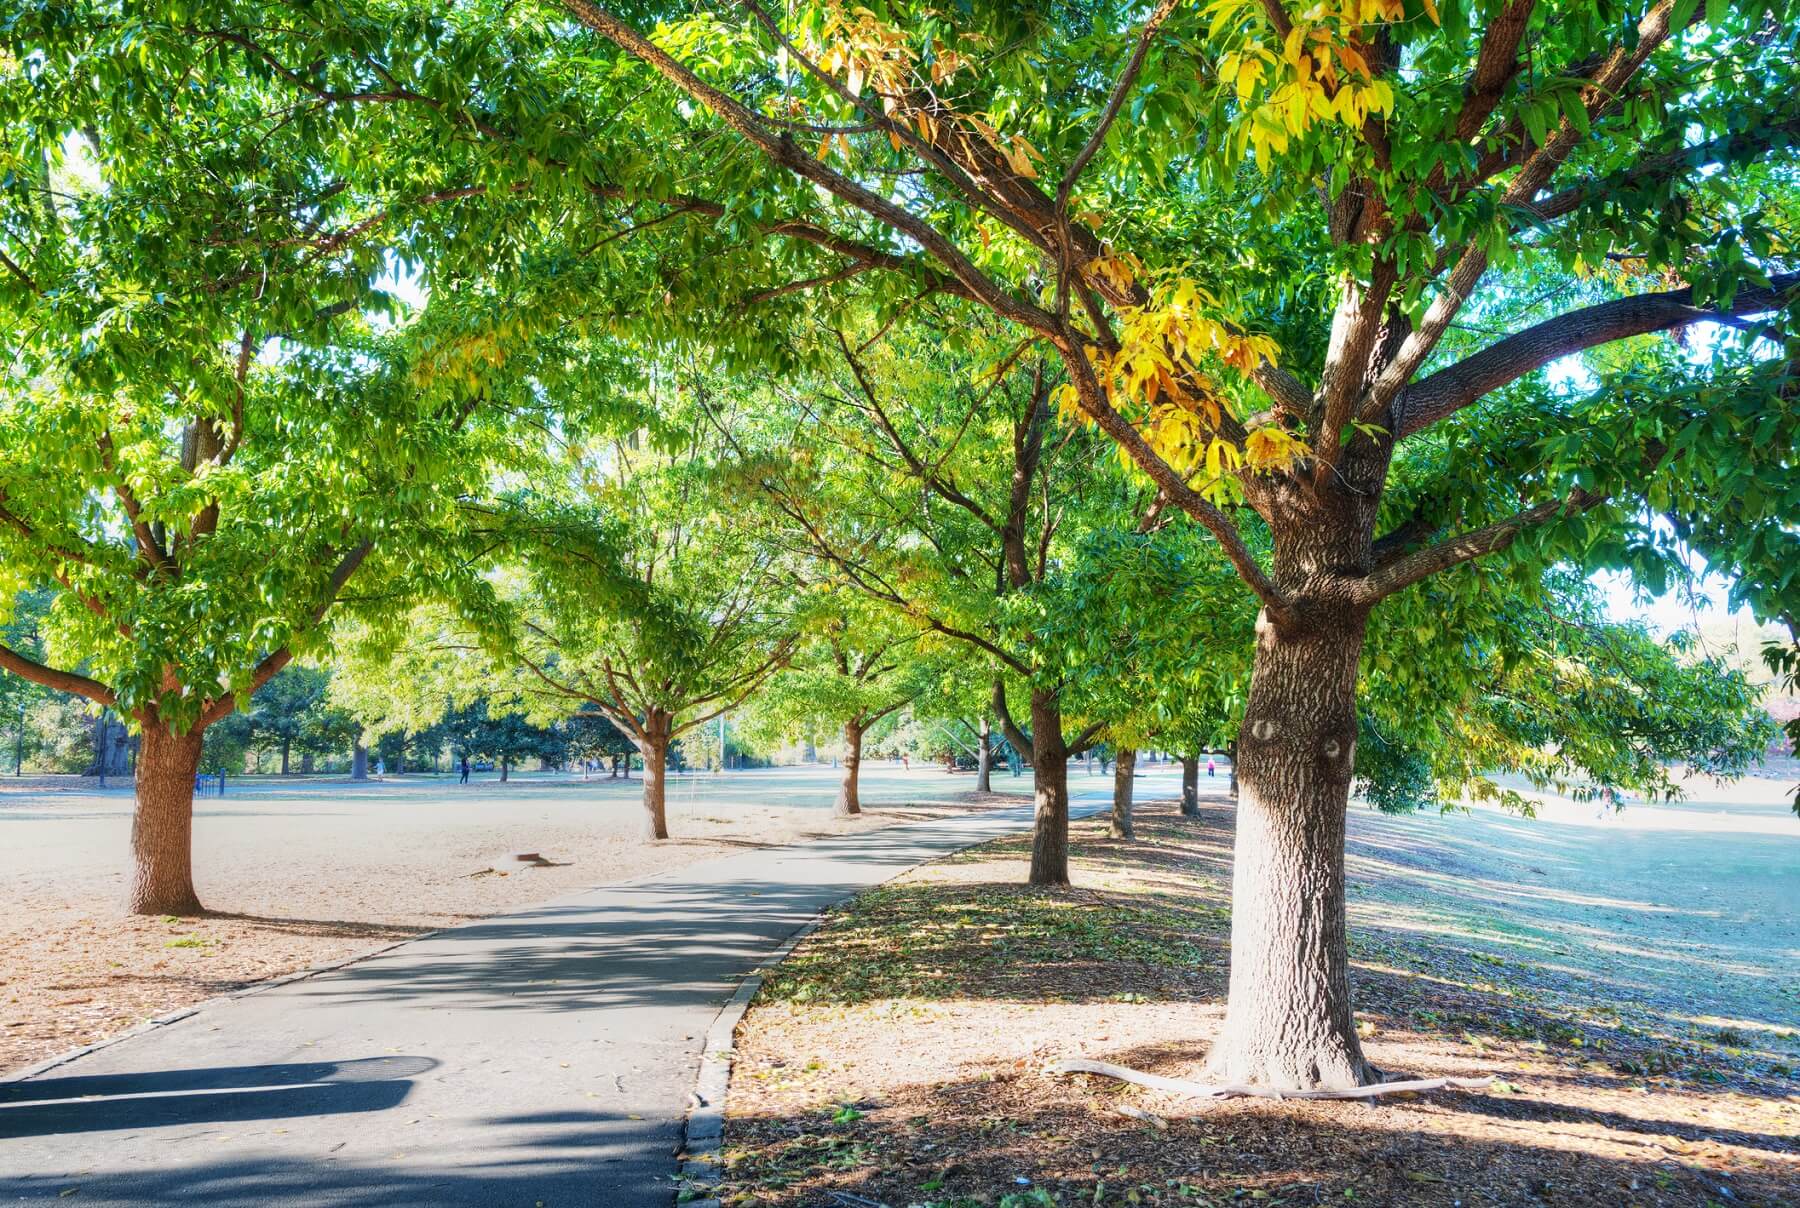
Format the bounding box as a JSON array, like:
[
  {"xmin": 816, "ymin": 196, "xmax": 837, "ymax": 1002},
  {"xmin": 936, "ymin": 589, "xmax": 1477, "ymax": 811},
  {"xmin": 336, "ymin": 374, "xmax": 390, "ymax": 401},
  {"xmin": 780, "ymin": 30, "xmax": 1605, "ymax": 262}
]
[
  {"xmin": 721, "ymin": 772, "xmax": 1800, "ymax": 1208},
  {"xmin": 0, "ymin": 763, "xmax": 1057, "ymax": 1075}
]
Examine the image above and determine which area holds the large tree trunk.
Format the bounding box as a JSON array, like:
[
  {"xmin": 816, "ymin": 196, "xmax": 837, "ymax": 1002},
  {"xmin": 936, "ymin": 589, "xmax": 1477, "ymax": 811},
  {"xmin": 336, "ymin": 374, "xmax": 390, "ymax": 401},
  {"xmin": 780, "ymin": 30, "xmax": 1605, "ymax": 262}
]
[
  {"xmin": 499, "ymin": 755, "xmax": 510, "ymax": 783},
  {"xmin": 1110, "ymin": 747, "xmax": 1136, "ymax": 839},
  {"xmin": 1203, "ymin": 607, "xmax": 1376, "ymax": 1091},
  {"xmin": 351, "ymin": 740, "xmax": 368, "ymax": 781},
  {"xmin": 1180, "ymin": 755, "xmax": 1200, "ymax": 816},
  {"xmin": 300, "ymin": 752, "xmax": 315, "ymax": 775},
  {"xmin": 639, "ymin": 711, "xmax": 671, "ymax": 840},
  {"xmin": 1228, "ymin": 740, "xmax": 1239, "ymax": 800},
  {"xmin": 834, "ymin": 720, "xmax": 863, "ymax": 817},
  {"xmin": 1027, "ymin": 691, "xmax": 1070, "ymax": 886},
  {"xmin": 129, "ymin": 724, "xmax": 205, "ymax": 916},
  {"xmin": 975, "ymin": 716, "xmax": 992, "ymax": 793},
  {"xmin": 279, "ymin": 738, "xmax": 291, "ymax": 776}
]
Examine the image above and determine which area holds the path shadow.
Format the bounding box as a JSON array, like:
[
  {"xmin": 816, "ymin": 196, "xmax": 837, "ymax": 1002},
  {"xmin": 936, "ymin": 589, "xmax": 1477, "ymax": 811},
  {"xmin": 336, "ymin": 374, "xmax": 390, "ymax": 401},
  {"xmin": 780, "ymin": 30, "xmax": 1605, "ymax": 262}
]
[
  {"xmin": 198, "ymin": 912, "xmax": 429, "ymax": 941},
  {"xmin": 0, "ymin": 1056, "xmax": 434, "ymax": 1139}
]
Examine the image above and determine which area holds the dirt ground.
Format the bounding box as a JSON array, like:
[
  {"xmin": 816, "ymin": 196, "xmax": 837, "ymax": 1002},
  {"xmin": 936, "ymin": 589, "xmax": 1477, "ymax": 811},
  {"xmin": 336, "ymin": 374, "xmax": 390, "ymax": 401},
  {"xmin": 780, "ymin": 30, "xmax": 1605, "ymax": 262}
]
[
  {"xmin": 719, "ymin": 779, "xmax": 1800, "ymax": 1208},
  {"xmin": 0, "ymin": 763, "xmax": 1042, "ymax": 1076}
]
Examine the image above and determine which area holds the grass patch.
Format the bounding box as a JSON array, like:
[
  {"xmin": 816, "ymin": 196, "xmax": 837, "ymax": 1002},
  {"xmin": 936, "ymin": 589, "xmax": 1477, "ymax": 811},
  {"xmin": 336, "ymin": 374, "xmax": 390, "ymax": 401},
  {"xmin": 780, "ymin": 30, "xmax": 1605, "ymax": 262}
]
[{"xmin": 764, "ymin": 880, "xmax": 1214, "ymax": 1006}]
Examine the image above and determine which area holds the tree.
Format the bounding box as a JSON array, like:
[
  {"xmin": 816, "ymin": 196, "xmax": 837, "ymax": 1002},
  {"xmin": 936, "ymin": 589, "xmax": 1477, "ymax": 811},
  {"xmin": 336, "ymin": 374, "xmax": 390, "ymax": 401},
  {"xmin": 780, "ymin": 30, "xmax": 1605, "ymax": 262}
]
[
  {"xmin": 745, "ymin": 594, "xmax": 921, "ymax": 816},
  {"xmin": 0, "ymin": 14, "xmax": 609, "ymax": 912},
  {"xmin": 443, "ymin": 700, "xmax": 562, "ymax": 782},
  {"xmin": 241, "ymin": 666, "xmax": 353, "ymax": 775},
  {"xmin": 477, "ymin": 409, "xmax": 797, "ymax": 839},
  {"xmin": 565, "ymin": 706, "xmax": 638, "ymax": 778},
  {"xmin": 736, "ymin": 327, "xmax": 1125, "ymax": 880},
  {"xmin": 544, "ymin": 0, "xmax": 1800, "ymax": 1090}
]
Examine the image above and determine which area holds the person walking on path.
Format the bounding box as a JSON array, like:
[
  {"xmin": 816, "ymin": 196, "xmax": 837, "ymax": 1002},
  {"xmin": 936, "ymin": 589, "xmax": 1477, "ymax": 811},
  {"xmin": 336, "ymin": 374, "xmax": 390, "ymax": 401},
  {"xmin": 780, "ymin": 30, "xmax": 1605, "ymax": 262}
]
[
  {"xmin": 460, "ymin": 754, "xmax": 471, "ymax": 784},
  {"xmin": 1207, "ymin": 757, "xmax": 1216, "ymax": 778}
]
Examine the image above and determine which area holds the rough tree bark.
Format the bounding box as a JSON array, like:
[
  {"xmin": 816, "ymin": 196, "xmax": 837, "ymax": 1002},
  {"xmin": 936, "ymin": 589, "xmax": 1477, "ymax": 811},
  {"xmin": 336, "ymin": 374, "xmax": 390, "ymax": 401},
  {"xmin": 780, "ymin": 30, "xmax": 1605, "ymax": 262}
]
[
  {"xmin": 1110, "ymin": 747, "xmax": 1136, "ymax": 839},
  {"xmin": 1180, "ymin": 754, "xmax": 1200, "ymax": 816},
  {"xmin": 1027, "ymin": 690, "xmax": 1070, "ymax": 885},
  {"xmin": 639, "ymin": 710, "xmax": 671, "ymax": 840},
  {"xmin": 1202, "ymin": 472, "xmax": 1386, "ymax": 1090},
  {"xmin": 834, "ymin": 719, "xmax": 864, "ymax": 817},
  {"xmin": 975, "ymin": 716, "xmax": 992, "ymax": 793},
  {"xmin": 129, "ymin": 723, "xmax": 206, "ymax": 916}
]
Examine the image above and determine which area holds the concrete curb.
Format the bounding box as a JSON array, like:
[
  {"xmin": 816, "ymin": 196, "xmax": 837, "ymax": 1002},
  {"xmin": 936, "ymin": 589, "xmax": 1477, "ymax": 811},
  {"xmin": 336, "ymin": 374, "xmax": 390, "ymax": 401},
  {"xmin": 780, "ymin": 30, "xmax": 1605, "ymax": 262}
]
[{"xmin": 676, "ymin": 915, "xmax": 826, "ymax": 1207}]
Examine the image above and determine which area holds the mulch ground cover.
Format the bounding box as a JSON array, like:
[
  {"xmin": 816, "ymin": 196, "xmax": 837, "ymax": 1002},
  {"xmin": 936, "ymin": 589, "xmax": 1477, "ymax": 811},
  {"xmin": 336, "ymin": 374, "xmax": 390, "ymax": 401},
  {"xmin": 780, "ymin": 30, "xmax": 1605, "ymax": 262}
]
[{"xmin": 715, "ymin": 798, "xmax": 1800, "ymax": 1208}]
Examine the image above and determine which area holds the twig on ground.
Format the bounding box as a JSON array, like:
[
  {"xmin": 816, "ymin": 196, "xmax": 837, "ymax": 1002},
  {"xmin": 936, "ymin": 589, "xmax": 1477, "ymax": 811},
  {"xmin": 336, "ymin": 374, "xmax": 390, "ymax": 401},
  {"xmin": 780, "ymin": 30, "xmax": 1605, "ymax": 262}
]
[
  {"xmin": 827, "ymin": 1192, "xmax": 886, "ymax": 1208},
  {"xmin": 1114, "ymin": 1102, "xmax": 1170, "ymax": 1129},
  {"xmin": 1055, "ymin": 1059, "xmax": 1494, "ymax": 1101}
]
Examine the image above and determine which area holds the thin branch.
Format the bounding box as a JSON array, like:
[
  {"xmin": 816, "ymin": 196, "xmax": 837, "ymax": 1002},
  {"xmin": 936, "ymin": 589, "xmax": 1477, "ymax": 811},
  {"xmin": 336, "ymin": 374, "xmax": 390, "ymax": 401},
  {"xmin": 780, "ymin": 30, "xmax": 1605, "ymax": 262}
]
[
  {"xmin": 195, "ymin": 541, "xmax": 372, "ymax": 727},
  {"xmin": 1055, "ymin": 0, "xmax": 1181, "ymax": 206}
]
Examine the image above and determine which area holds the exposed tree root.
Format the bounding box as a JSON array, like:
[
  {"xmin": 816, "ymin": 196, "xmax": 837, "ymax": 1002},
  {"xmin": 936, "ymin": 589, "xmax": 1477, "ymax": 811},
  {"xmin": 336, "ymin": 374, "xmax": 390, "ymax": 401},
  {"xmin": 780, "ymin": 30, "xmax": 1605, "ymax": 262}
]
[{"xmin": 1054, "ymin": 1059, "xmax": 1493, "ymax": 1101}]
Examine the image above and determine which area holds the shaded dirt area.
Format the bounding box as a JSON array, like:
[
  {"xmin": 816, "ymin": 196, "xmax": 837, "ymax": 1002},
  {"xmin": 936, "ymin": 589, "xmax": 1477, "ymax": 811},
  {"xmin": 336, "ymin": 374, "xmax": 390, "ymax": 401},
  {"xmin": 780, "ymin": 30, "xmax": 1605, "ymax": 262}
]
[
  {"xmin": 719, "ymin": 796, "xmax": 1800, "ymax": 1208},
  {"xmin": 1, "ymin": 773, "xmax": 1020, "ymax": 1076}
]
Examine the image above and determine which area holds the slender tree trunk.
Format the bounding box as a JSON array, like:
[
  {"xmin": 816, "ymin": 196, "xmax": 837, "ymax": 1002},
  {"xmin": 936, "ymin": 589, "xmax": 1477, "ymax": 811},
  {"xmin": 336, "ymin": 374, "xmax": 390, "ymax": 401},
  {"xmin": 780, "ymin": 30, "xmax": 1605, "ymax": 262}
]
[
  {"xmin": 280, "ymin": 738, "xmax": 290, "ymax": 776},
  {"xmin": 975, "ymin": 716, "xmax": 992, "ymax": 793},
  {"xmin": 129, "ymin": 724, "xmax": 205, "ymax": 916},
  {"xmin": 351, "ymin": 739, "xmax": 368, "ymax": 781},
  {"xmin": 1203, "ymin": 607, "xmax": 1376, "ymax": 1091},
  {"xmin": 300, "ymin": 752, "xmax": 315, "ymax": 775},
  {"xmin": 1180, "ymin": 755, "xmax": 1200, "ymax": 816},
  {"xmin": 499, "ymin": 755, "xmax": 509, "ymax": 783},
  {"xmin": 640, "ymin": 712, "xmax": 671, "ymax": 840},
  {"xmin": 1228, "ymin": 740, "xmax": 1239, "ymax": 800},
  {"xmin": 1110, "ymin": 747, "xmax": 1137, "ymax": 839},
  {"xmin": 1027, "ymin": 691, "xmax": 1070, "ymax": 886},
  {"xmin": 834, "ymin": 720, "xmax": 863, "ymax": 817}
]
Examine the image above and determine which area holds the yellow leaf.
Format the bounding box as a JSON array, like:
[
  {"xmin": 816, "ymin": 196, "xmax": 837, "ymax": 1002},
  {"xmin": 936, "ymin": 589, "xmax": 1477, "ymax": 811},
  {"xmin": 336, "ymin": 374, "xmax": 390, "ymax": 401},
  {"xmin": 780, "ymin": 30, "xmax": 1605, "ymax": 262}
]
[
  {"xmin": 1421, "ymin": 0, "xmax": 1440, "ymax": 24},
  {"xmin": 1235, "ymin": 57, "xmax": 1263, "ymax": 102}
]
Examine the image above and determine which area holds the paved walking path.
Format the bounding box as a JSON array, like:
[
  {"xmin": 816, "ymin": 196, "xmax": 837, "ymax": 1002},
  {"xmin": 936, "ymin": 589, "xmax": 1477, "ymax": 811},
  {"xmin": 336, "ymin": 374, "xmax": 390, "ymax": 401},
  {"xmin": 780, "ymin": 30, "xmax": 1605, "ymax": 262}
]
[{"xmin": 0, "ymin": 785, "xmax": 1121, "ymax": 1206}]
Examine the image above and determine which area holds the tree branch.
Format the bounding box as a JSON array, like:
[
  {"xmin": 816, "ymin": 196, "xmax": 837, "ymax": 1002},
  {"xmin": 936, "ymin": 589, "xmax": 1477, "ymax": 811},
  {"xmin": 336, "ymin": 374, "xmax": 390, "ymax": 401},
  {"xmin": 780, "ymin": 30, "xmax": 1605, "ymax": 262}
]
[
  {"xmin": 1395, "ymin": 272, "xmax": 1800, "ymax": 438},
  {"xmin": 0, "ymin": 642, "xmax": 115, "ymax": 706},
  {"xmin": 559, "ymin": 0, "xmax": 1056, "ymax": 333},
  {"xmin": 1355, "ymin": 488, "xmax": 1603, "ymax": 603},
  {"xmin": 1061, "ymin": 344, "xmax": 1294, "ymax": 627},
  {"xmin": 1055, "ymin": 0, "xmax": 1181, "ymax": 207},
  {"xmin": 991, "ymin": 677, "xmax": 1033, "ymax": 758},
  {"xmin": 195, "ymin": 541, "xmax": 373, "ymax": 728}
]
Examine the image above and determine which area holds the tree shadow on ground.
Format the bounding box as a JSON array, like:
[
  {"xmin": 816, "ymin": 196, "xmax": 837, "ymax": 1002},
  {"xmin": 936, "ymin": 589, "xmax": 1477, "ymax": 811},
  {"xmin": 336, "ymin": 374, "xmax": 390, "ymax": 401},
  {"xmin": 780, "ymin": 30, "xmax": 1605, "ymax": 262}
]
[
  {"xmin": 0, "ymin": 1056, "xmax": 435, "ymax": 1140},
  {"xmin": 197, "ymin": 912, "xmax": 429, "ymax": 941}
]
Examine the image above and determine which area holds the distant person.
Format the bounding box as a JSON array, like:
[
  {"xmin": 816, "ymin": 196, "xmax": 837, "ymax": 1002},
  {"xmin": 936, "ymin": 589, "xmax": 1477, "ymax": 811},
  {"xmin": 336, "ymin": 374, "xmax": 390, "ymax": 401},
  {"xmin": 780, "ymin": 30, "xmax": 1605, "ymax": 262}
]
[
  {"xmin": 1207, "ymin": 757, "xmax": 1216, "ymax": 778},
  {"xmin": 375, "ymin": 757, "xmax": 385, "ymax": 778},
  {"xmin": 460, "ymin": 755, "xmax": 471, "ymax": 785}
]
